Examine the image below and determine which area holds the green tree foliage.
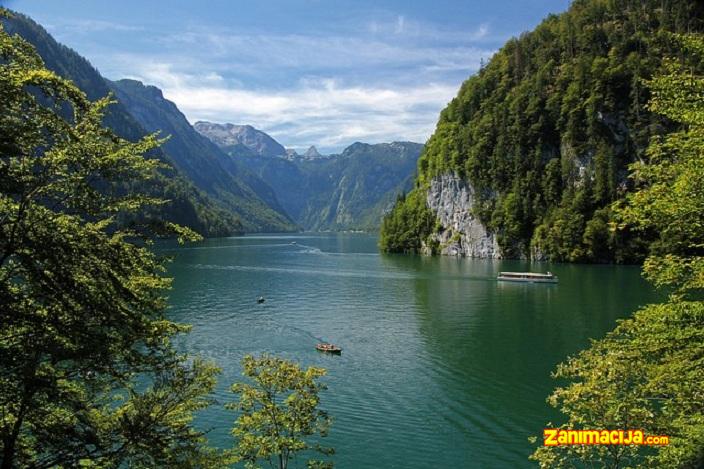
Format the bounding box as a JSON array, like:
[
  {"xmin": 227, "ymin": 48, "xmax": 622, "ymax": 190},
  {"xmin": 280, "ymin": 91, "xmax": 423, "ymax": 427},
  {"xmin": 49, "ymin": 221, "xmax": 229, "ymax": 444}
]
[
  {"xmin": 531, "ymin": 34, "xmax": 704, "ymax": 468},
  {"xmin": 227, "ymin": 355, "xmax": 333, "ymax": 469},
  {"xmin": 0, "ymin": 13, "xmax": 223, "ymax": 467},
  {"xmin": 381, "ymin": 0, "xmax": 704, "ymax": 261},
  {"xmin": 379, "ymin": 190, "xmax": 436, "ymax": 253}
]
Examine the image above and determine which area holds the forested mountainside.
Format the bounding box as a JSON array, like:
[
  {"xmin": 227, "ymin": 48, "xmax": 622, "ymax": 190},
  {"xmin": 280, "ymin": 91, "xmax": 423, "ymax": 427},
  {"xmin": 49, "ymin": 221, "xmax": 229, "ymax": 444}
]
[
  {"xmin": 381, "ymin": 0, "xmax": 704, "ymax": 262},
  {"xmin": 197, "ymin": 121, "xmax": 423, "ymax": 231},
  {"xmin": 108, "ymin": 80, "xmax": 296, "ymax": 232},
  {"xmin": 3, "ymin": 13, "xmax": 294, "ymax": 234},
  {"xmin": 292, "ymin": 142, "xmax": 423, "ymax": 231}
]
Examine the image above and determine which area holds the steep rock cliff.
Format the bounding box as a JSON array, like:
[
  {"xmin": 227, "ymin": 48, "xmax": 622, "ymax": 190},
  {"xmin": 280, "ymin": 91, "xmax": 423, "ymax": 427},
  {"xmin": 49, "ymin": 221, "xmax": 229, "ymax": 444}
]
[{"xmin": 422, "ymin": 174, "xmax": 501, "ymax": 258}]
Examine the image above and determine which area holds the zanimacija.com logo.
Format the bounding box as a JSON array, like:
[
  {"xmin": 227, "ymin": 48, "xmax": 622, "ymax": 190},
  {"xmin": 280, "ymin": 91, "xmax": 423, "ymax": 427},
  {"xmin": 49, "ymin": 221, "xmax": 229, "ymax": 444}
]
[{"xmin": 543, "ymin": 429, "xmax": 669, "ymax": 446}]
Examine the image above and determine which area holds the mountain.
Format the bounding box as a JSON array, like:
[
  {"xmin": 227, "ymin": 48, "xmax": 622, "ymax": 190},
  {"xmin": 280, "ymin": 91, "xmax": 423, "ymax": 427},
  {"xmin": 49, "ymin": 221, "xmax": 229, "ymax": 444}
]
[
  {"xmin": 296, "ymin": 142, "xmax": 423, "ymax": 230},
  {"xmin": 6, "ymin": 9, "xmax": 418, "ymax": 234},
  {"xmin": 200, "ymin": 130, "xmax": 423, "ymax": 230},
  {"xmin": 4, "ymin": 12, "xmax": 295, "ymax": 234},
  {"xmin": 109, "ymin": 80, "xmax": 295, "ymax": 232},
  {"xmin": 194, "ymin": 121, "xmax": 287, "ymax": 158},
  {"xmin": 197, "ymin": 121, "xmax": 423, "ymax": 230},
  {"xmin": 2, "ymin": 12, "xmax": 244, "ymax": 237},
  {"xmin": 303, "ymin": 146, "xmax": 323, "ymax": 159},
  {"xmin": 380, "ymin": 0, "xmax": 704, "ymax": 262}
]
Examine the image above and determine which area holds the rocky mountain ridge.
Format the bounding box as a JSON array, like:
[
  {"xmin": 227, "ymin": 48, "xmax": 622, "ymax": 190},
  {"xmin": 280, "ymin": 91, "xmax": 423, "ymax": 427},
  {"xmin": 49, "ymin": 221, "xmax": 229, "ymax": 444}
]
[
  {"xmin": 422, "ymin": 174, "xmax": 500, "ymax": 258},
  {"xmin": 110, "ymin": 79, "xmax": 296, "ymax": 232},
  {"xmin": 196, "ymin": 123, "xmax": 424, "ymax": 231},
  {"xmin": 194, "ymin": 121, "xmax": 287, "ymax": 158}
]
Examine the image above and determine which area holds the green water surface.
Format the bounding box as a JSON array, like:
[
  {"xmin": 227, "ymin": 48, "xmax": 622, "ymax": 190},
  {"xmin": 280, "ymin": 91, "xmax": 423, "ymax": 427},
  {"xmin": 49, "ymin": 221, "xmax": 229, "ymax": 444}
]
[{"xmin": 161, "ymin": 233, "xmax": 659, "ymax": 468}]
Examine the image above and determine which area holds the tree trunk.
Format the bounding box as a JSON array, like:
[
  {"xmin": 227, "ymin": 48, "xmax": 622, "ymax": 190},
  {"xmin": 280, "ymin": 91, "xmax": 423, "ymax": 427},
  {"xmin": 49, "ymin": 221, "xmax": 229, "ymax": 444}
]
[
  {"xmin": 2, "ymin": 362, "xmax": 37, "ymax": 469},
  {"xmin": 2, "ymin": 430, "xmax": 18, "ymax": 469}
]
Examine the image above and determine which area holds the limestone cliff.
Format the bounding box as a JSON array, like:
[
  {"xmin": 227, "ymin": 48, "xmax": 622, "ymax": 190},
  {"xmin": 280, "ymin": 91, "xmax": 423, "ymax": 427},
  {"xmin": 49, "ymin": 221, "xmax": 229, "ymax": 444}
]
[{"xmin": 422, "ymin": 174, "xmax": 501, "ymax": 258}]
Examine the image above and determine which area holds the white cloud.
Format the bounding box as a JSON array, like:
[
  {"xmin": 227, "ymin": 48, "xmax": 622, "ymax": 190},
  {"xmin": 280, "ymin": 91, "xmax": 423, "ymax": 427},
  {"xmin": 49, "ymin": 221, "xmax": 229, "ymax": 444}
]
[
  {"xmin": 121, "ymin": 61, "xmax": 458, "ymax": 151},
  {"xmin": 395, "ymin": 15, "xmax": 405, "ymax": 34},
  {"xmin": 156, "ymin": 32, "xmax": 490, "ymax": 73},
  {"xmin": 471, "ymin": 23, "xmax": 490, "ymax": 40},
  {"xmin": 66, "ymin": 13, "xmax": 498, "ymax": 152},
  {"xmin": 49, "ymin": 18, "xmax": 144, "ymax": 34},
  {"xmin": 364, "ymin": 16, "xmax": 492, "ymax": 43}
]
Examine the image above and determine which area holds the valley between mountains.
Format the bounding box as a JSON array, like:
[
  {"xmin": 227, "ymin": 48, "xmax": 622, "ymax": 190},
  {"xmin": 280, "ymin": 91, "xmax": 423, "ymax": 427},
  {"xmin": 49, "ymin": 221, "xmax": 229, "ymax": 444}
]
[{"xmin": 5, "ymin": 12, "xmax": 424, "ymax": 236}]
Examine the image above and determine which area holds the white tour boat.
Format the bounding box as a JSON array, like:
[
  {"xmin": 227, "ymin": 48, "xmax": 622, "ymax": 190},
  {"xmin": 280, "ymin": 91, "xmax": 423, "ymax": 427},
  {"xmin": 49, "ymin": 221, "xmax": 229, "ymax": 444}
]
[{"xmin": 497, "ymin": 271, "xmax": 558, "ymax": 283}]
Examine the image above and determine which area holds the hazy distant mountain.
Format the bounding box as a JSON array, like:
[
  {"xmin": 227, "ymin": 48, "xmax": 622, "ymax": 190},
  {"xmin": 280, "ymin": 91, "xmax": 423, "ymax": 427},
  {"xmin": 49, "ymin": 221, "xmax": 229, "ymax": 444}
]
[
  {"xmin": 200, "ymin": 132, "xmax": 424, "ymax": 230},
  {"xmin": 5, "ymin": 11, "xmax": 420, "ymax": 234},
  {"xmin": 299, "ymin": 142, "xmax": 423, "ymax": 230},
  {"xmin": 303, "ymin": 146, "xmax": 323, "ymax": 159},
  {"xmin": 194, "ymin": 121, "xmax": 287, "ymax": 158}
]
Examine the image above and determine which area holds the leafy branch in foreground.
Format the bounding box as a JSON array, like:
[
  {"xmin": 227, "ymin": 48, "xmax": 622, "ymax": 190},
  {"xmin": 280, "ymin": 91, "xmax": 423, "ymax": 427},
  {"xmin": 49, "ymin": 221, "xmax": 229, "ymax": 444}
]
[
  {"xmin": 227, "ymin": 355, "xmax": 334, "ymax": 469},
  {"xmin": 0, "ymin": 9, "xmax": 222, "ymax": 467},
  {"xmin": 531, "ymin": 33, "xmax": 704, "ymax": 469}
]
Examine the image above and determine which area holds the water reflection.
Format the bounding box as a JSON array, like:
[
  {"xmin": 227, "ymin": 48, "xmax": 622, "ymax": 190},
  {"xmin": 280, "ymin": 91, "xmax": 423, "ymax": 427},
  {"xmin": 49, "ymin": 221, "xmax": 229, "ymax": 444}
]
[{"xmin": 381, "ymin": 253, "xmax": 660, "ymax": 465}]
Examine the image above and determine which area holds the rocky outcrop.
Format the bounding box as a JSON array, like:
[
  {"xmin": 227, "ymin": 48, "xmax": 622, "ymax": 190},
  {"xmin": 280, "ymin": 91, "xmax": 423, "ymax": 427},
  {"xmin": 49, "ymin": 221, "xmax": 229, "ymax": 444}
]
[
  {"xmin": 303, "ymin": 145, "xmax": 323, "ymax": 158},
  {"xmin": 423, "ymin": 173, "xmax": 501, "ymax": 258},
  {"xmin": 193, "ymin": 121, "xmax": 287, "ymax": 158}
]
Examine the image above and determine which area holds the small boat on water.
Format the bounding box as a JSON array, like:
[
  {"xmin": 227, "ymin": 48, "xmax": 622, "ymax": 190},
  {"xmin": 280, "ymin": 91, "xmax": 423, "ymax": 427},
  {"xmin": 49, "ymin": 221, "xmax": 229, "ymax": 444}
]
[
  {"xmin": 315, "ymin": 343, "xmax": 342, "ymax": 354},
  {"xmin": 497, "ymin": 271, "xmax": 558, "ymax": 283},
  {"xmin": 257, "ymin": 296, "xmax": 266, "ymax": 303}
]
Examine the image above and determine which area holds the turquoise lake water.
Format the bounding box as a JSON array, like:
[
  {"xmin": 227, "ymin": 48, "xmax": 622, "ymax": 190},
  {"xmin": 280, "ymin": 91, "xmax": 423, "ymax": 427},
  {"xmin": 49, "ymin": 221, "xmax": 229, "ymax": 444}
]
[{"xmin": 160, "ymin": 233, "xmax": 659, "ymax": 468}]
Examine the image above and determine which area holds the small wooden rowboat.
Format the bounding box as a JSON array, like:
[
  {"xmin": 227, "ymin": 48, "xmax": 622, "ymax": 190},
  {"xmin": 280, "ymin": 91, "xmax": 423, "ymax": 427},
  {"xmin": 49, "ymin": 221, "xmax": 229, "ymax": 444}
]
[{"xmin": 315, "ymin": 343, "xmax": 342, "ymax": 354}]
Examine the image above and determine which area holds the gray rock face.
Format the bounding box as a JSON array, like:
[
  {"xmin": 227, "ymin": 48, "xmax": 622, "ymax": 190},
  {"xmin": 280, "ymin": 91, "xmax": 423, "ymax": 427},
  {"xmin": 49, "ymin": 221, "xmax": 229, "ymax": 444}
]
[
  {"xmin": 303, "ymin": 145, "xmax": 323, "ymax": 158},
  {"xmin": 423, "ymin": 173, "xmax": 502, "ymax": 258},
  {"xmin": 194, "ymin": 121, "xmax": 286, "ymax": 158}
]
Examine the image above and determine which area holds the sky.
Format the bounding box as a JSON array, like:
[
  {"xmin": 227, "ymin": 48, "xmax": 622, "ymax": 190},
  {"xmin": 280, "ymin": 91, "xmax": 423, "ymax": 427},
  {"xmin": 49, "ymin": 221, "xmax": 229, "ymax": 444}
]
[{"xmin": 4, "ymin": 0, "xmax": 571, "ymax": 153}]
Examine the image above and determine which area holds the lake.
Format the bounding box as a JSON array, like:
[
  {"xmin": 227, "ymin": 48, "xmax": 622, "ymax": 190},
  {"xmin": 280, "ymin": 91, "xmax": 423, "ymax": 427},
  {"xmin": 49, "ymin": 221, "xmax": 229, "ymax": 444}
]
[{"xmin": 161, "ymin": 232, "xmax": 659, "ymax": 468}]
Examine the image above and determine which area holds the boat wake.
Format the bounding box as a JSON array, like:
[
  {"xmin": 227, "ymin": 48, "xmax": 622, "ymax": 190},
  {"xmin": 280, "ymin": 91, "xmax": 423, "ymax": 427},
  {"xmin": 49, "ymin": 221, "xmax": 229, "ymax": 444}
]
[
  {"xmin": 188, "ymin": 263, "xmax": 417, "ymax": 280},
  {"xmin": 293, "ymin": 243, "xmax": 326, "ymax": 255},
  {"xmin": 158, "ymin": 242, "xmax": 295, "ymax": 252}
]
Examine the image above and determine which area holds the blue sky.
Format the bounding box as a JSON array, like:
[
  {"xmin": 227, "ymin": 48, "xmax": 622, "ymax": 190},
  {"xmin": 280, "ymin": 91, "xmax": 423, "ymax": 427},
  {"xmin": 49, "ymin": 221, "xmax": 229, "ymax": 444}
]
[{"xmin": 5, "ymin": 0, "xmax": 571, "ymax": 153}]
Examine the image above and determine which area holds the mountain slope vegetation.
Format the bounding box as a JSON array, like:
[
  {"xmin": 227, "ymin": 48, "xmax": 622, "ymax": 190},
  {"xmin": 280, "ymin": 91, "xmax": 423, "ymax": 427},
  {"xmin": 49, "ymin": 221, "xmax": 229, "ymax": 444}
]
[
  {"xmin": 381, "ymin": 0, "xmax": 704, "ymax": 262},
  {"xmin": 0, "ymin": 14, "xmax": 224, "ymax": 465},
  {"xmin": 109, "ymin": 79, "xmax": 296, "ymax": 232},
  {"xmin": 4, "ymin": 13, "xmax": 295, "ymax": 234},
  {"xmin": 197, "ymin": 123, "xmax": 424, "ymax": 232}
]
